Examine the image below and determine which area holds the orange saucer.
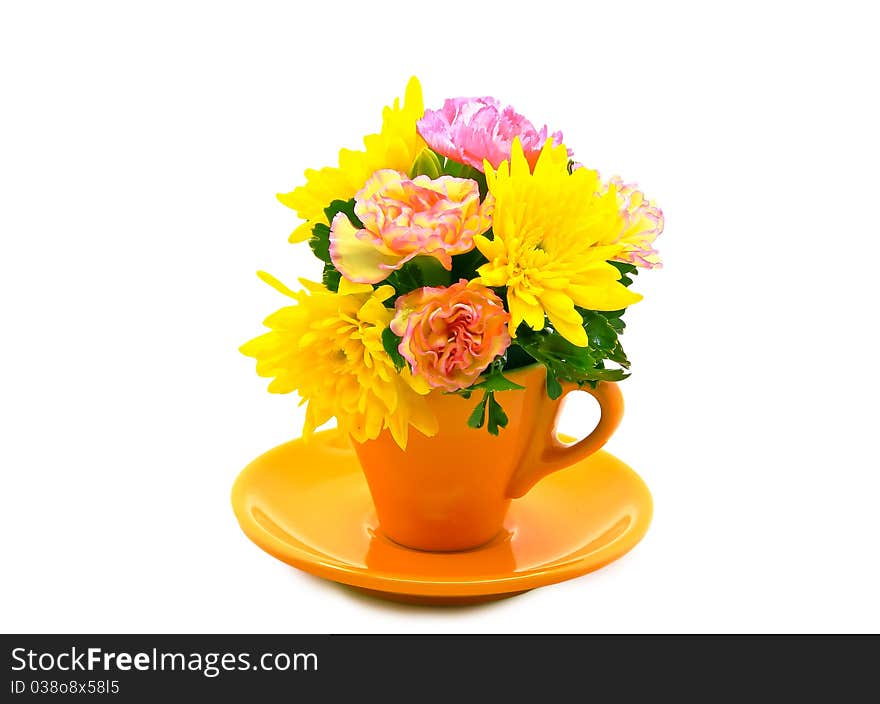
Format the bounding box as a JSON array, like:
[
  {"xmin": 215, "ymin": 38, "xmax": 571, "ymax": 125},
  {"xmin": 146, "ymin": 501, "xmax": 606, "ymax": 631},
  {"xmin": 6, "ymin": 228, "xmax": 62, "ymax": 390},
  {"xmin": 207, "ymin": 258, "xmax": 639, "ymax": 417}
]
[{"xmin": 231, "ymin": 429, "xmax": 652, "ymax": 604}]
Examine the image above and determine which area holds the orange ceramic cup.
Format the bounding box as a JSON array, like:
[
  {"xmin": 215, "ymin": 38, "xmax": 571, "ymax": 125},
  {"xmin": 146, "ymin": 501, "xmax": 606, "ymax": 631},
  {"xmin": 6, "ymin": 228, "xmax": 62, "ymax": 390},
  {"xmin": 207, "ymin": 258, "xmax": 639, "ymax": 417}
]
[{"xmin": 353, "ymin": 364, "xmax": 625, "ymax": 552}]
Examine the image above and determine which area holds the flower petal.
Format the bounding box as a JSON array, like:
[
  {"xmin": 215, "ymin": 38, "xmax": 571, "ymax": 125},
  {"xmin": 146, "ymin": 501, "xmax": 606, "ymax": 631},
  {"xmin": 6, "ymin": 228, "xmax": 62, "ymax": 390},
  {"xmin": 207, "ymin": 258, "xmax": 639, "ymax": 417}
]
[{"xmin": 329, "ymin": 213, "xmax": 402, "ymax": 284}]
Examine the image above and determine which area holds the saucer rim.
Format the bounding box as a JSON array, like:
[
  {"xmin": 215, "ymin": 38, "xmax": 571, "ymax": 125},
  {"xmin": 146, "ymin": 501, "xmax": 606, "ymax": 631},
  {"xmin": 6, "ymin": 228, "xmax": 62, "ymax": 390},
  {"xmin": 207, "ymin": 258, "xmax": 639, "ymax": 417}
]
[{"xmin": 231, "ymin": 430, "xmax": 653, "ymax": 598}]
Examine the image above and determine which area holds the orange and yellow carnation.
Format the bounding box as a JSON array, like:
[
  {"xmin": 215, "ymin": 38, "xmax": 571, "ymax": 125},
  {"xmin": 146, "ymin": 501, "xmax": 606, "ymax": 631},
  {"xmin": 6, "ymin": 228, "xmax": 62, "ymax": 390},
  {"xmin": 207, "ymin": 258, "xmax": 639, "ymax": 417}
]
[
  {"xmin": 391, "ymin": 280, "xmax": 510, "ymax": 392},
  {"xmin": 329, "ymin": 169, "xmax": 492, "ymax": 284}
]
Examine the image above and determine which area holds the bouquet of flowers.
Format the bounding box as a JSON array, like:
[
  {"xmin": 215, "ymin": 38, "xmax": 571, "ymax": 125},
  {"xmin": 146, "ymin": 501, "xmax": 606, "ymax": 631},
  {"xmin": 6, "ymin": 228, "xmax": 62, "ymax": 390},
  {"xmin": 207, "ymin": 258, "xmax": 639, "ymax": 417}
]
[{"xmin": 242, "ymin": 78, "xmax": 663, "ymax": 449}]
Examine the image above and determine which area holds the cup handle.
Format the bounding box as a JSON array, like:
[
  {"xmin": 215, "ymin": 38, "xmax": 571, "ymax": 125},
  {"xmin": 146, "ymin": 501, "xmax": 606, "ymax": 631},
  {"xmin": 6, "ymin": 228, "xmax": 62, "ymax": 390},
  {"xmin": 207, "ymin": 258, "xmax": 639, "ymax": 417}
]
[{"xmin": 505, "ymin": 379, "xmax": 625, "ymax": 498}]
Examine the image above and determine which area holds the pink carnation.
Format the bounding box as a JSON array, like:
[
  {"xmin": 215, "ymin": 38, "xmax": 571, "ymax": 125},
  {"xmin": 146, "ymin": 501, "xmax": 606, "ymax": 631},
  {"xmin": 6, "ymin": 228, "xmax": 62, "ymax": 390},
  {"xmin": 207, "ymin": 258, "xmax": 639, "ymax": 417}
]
[
  {"xmin": 610, "ymin": 178, "xmax": 664, "ymax": 269},
  {"xmin": 329, "ymin": 169, "xmax": 493, "ymax": 284},
  {"xmin": 391, "ymin": 280, "xmax": 511, "ymax": 392},
  {"xmin": 417, "ymin": 96, "xmax": 569, "ymax": 172}
]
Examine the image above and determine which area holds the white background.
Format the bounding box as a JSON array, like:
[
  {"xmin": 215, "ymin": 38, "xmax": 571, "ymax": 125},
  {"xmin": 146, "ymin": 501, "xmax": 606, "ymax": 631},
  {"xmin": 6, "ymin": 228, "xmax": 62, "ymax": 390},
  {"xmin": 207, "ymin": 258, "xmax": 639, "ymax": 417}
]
[{"xmin": 2, "ymin": 1, "xmax": 878, "ymax": 634}]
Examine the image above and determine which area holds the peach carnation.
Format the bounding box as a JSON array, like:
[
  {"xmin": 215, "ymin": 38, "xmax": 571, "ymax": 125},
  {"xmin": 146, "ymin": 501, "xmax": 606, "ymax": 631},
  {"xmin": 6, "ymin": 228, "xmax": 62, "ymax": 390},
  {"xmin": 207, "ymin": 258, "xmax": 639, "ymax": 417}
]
[
  {"xmin": 391, "ymin": 280, "xmax": 511, "ymax": 392},
  {"xmin": 608, "ymin": 178, "xmax": 664, "ymax": 269},
  {"xmin": 329, "ymin": 169, "xmax": 493, "ymax": 284}
]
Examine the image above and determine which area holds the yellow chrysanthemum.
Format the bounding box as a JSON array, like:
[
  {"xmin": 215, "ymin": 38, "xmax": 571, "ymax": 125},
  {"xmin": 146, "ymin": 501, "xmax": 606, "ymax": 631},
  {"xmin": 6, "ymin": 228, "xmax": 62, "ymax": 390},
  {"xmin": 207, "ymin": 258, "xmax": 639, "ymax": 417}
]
[
  {"xmin": 474, "ymin": 139, "xmax": 643, "ymax": 347},
  {"xmin": 240, "ymin": 274, "xmax": 438, "ymax": 449},
  {"xmin": 277, "ymin": 77, "xmax": 427, "ymax": 244}
]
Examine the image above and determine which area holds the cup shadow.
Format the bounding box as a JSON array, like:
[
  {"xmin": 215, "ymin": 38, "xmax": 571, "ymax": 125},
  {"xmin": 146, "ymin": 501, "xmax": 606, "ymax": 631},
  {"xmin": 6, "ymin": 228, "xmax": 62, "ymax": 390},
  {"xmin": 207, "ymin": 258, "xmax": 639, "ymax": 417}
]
[{"xmin": 295, "ymin": 570, "xmax": 530, "ymax": 612}]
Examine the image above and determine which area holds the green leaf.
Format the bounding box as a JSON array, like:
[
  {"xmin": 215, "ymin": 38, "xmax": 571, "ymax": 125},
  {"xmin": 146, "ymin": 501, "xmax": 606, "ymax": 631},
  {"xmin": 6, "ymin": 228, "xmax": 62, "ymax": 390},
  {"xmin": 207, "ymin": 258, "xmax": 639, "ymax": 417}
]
[
  {"xmin": 322, "ymin": 199, "xmax": 362, "ymax": 229},
  {"xmin": 311, "ymin": 200, "xmax": 361, "ymax": 266},
  {"xmin": 579, "ymin": 311, "xmax": 630, "ymax": 369},
  {"xmin": 465, "ymin": 390, "xmax": 511, "ymax": 436},
  {"xmin": 480, "ymin": 372, "xmax": 526, "ymax": 392},
  {"xmin": 582, "ymin": 310, "xmax": 618, "ymax": 350},
  {"xmin": 486, "ymin": 393, "xmax": 509, "ymax": 436},
  {"xmin": 310, "ymin": 200, "xmax": 360, "ymax": 292},
  {"xmin": 545, "ymin": 373, "xmax": 563, "ymax": 400},
  {"xmin": 383, "ymin": 263, "xmax": 422, "ymax": 297},
  {"xmin": 382, "ymin": 255, "xmax": 454, "ymax": 295},
  {"xmin": 514, "ymin": 325, "xmax": 629, "ymax": 394},
  {"xmin": 583, "ymin": 368, "xmax": 629, "ymax": 382},
  {"xmin": 450, "ymin": 246, "xmax": 489, "ymax": 281},
  {"xmin": 309, "ymin": 223, "xmax": 332, "ymax": 264},
  {"xmin": 467, "ymin": 356, "xmax": 527, "ymax": 393},
  {"xmin": 467, "ymin": 394, "xmax": 488, "ymax": 429},
  {"xmin": 600, "ymin": 309, "xmax": 626, "ymax": 334},
  {"xmin": 608, "ymin": 260, "xmax": 638, "ymax": 287},
  {"xmin": 322, "ymin": 265, "xmax": 341, "ymax": 292},
  {"xmin": 458, "ymin": 357, "xmax": 522, "ymax": 436},
  {"xmin": 409, "ymin": 149, "xmax": 444, "ymax": 179},
  {"xmin": 516, "ymin": 327, "xmax": 599, "ymax": 379},
  {"xmin": 581, "ymin": 310, "xmax": 630, "ymax": 369},
  {"xmin": 504, "ymin": 342, "xmax": 536, "ymax": 372},
  {"xmin": 381, "ymin": 328, "xmax": 407, "ymax": 371},
  {"xmin": 411, "ymin": 255, "xmax": 451, "ymax": 287}
]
